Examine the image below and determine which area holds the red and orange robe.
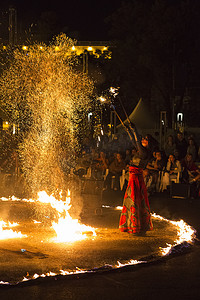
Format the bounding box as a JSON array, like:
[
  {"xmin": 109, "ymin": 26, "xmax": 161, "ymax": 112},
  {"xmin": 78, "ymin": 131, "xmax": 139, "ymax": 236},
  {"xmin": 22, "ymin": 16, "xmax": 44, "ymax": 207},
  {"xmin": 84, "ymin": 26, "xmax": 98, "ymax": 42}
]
[{"xmin": 119, "ymin": 166, "xmax": 153, "ymax": 234}]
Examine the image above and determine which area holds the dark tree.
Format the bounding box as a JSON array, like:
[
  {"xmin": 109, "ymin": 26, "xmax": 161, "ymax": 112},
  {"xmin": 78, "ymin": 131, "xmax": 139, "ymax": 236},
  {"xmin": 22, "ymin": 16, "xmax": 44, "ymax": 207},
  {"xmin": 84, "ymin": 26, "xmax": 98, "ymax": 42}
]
[{"xmin": 106, "ymin": 0, "xmax": 200, "ymax": 127}]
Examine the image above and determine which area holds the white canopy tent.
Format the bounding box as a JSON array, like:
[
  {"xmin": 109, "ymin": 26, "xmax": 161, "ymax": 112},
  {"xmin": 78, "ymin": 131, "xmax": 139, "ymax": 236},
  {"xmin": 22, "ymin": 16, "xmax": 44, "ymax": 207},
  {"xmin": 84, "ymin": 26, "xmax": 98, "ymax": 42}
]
[{"xmin": 117, "ymin": 98, "xmax": 155, "ymax": 132}]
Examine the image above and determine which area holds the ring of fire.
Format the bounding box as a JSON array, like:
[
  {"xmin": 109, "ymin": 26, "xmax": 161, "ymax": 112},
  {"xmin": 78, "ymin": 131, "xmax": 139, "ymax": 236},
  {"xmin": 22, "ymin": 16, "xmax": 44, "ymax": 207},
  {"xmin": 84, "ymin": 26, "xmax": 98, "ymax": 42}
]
[{"xmin": 0, "ymin": 192, "xmax": 196, "ymax": 286}]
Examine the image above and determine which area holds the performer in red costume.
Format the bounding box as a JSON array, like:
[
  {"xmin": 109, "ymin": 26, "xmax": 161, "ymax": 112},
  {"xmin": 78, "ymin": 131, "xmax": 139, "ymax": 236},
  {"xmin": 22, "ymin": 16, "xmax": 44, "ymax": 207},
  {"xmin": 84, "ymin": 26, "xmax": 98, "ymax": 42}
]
[{"xmin": 119, "ymin": 123, "xmax": 153, "ymax": 235}]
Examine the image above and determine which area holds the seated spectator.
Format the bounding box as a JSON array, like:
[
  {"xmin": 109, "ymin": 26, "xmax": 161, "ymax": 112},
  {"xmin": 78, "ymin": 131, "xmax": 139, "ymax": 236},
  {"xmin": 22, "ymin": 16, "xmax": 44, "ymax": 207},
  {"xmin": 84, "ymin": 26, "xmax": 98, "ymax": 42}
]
[
  {"xmin": 92, "ymin": 151, "xmax": 109, "ymax": 179},
  {"xmin": 190, "ymin": 170, "xmax": 200, "ymax": 198},
  {"xmin": 181, "ymin": 154, "xmax": 199, "ymax": 182},
  {"xmin": 181, "ymin": 153, "xmax": 200, "ymax": 198},
  {"xmin": 104, "ymin": 152, "xmax": 126, "ymax": 191},
  {"xmin": 74, "ymin": 149, "xmax": 91, "ymax": 177},
  {"xmin": 165, "ymin": 135, "xmax": 176, "ymax": 157},
  {"xmin": 146, "ymin": 150, "xmax": 166, "ymax": 192},
  {"xmin": 161, "ymin": 154, "xmax": 182, "ymax": 191}
]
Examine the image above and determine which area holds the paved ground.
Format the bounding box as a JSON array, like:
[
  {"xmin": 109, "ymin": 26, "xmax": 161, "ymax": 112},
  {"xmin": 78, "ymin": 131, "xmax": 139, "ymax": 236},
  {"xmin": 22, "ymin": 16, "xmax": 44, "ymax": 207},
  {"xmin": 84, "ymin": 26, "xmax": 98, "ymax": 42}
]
[{"xmin": 0, "ymin": 189, "xmax": 199, "ymax": 299}]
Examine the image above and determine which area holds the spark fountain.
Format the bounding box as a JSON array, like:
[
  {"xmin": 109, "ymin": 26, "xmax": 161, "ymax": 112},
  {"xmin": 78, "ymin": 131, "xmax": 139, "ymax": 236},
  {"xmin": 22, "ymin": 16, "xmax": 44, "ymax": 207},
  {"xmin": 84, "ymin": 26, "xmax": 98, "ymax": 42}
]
[
  {"xmin": 0, "ymin": 35, "xmax": 197, "ymax": 286},
  {"xmin": 0, "ymin": 34, "xmax": 94, "ymax": 197}
]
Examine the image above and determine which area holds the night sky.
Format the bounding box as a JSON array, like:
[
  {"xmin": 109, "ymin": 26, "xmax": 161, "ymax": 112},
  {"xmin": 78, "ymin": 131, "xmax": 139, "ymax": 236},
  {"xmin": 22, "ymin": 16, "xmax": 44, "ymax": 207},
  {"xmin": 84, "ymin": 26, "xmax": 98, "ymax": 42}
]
[{"xmin": 0, "ymin": 0, "xmax": 123, "ymax": 40}]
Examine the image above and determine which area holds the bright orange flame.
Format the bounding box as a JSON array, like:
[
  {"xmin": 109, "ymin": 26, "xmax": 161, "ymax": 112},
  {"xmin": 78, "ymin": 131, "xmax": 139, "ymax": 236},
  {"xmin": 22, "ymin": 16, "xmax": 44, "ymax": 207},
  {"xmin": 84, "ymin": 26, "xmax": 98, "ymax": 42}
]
[
  {"xmin": 36, "ymin": 191, "xmax": 96, "ymax": 242},
  {"xmin": 0, "ymin": 220, "xmax": 26, "ymax": 240}
]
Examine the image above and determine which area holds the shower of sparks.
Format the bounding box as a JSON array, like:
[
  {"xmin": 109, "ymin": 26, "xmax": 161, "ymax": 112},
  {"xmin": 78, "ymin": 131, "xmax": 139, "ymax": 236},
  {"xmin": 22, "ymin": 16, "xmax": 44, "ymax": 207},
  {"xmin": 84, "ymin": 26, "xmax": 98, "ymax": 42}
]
[{"xmin": 0, "ymin": 34, "xmax": 94, "ymax": 196}]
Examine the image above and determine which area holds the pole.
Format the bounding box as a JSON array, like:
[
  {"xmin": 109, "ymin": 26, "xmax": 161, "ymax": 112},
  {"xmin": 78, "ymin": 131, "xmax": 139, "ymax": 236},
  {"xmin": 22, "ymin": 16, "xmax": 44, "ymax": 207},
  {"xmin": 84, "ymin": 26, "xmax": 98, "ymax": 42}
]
[
  {"xmin": 110, "ymin": 105, "xmax": 135, "ymax": 145},
  {"xmin": 9, "ymin": 6, "xmax": 17, "ymax": 46}
]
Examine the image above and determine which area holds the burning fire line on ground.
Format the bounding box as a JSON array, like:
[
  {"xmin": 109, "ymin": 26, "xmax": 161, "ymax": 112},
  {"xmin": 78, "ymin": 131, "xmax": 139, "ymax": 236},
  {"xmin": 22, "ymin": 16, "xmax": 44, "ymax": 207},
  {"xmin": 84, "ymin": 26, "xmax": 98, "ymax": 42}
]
[
  {"xmin": 0, "ymin": 199, "xmax": 197, "ymax": 286},
  {"xmin": 0, "ymin": 220, "xmax": 27, "ymax": 240}
]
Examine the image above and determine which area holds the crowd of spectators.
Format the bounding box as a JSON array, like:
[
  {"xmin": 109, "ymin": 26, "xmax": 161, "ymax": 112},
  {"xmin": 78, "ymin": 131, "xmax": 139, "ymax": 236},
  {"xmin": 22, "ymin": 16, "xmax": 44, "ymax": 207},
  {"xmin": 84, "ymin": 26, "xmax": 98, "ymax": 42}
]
[
  {"xmin": 74, "ymin": 131, "xmax": 200, "ymax": 199},
  {"xmin": 0, "ymin": 130, "xmax": 200, "ymax": 199}
]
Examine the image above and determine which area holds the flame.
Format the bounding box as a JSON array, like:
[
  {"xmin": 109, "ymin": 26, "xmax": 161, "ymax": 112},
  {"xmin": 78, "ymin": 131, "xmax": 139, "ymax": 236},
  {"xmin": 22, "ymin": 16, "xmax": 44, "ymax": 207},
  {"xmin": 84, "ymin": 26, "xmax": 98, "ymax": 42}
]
[
  {"xmin": 36, "ymin": 191, "xmax": 96, "ymax": 242},
  {"xmin": 0, "ymin": 220, "xmax": 26, "ymax": 240},
  {"xmin": 149, "ymin": 213, "xmax": 195, "ymax": 255},
  {"xmin": 116, "ymin": 260, "xmax": 146, "ymax": 268}
]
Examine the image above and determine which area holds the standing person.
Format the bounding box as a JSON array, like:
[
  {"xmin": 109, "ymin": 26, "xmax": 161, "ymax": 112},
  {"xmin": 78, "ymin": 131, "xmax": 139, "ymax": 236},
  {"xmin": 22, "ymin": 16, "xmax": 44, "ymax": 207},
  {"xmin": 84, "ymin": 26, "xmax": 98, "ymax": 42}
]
[
  {"xmin": 165, "ymin": 135, "xmax": 176, "ymax": 157},
  {"xmin": 175, "ymin": 132, "xmax": 188, "ymax": 160},
  {"xmin": 119, "ymin": 124, "xmax": 153, "ymax": 235},
  {"xmin": 187, "ymin": 138, "xmax": 198, "ymax": 162}
]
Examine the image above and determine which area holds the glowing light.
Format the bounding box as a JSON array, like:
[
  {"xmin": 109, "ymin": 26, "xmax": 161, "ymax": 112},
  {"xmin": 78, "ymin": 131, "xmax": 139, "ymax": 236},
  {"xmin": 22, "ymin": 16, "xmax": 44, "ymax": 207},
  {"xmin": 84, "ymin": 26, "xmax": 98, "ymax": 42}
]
[
  {"xmin": 22, "ymin": 46, "xmax": 27, "ymax": 50},
  {"xmin": 115, "ymin": 206, "xmax": 123, "ymax": 210},
  {"xmin": 87, "ymin": 46, "xmax": 93, "ymax": 51},
  {"xmin": 13, "ymin": 124, "xmax": 16, "ymax": 134},
  {"xmin": 103, "ymin": 46, "xmax": 108, "ymax": 51},
  {"xmin": 99, "ymin": 96, "xmax": 107, "ymax": 103},
  {"xmin": 71, "ymin": 46, "xmax": 76, "ymax": 51},
  {"xmin": 110, "ymin": 87, "xmax": 119, "ymax": 97},
  {"xmin": 55, "ymin": 46, "xmax": 60, "ymax": 51},
  {"xmin": 2, "ymin": 121, "xmax": 9, "ymax": 130},
  {"xmin": 88, "ymin": 112, "xmax": 92, "ymax": 122}
]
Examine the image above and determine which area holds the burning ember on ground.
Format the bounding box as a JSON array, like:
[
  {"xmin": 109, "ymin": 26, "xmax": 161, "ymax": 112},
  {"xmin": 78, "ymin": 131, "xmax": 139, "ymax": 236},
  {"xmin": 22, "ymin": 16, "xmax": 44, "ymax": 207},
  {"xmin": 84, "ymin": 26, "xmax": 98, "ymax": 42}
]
[{"xmin": 0, "ymin": 220, "xmax": 26, "ymax": 240}]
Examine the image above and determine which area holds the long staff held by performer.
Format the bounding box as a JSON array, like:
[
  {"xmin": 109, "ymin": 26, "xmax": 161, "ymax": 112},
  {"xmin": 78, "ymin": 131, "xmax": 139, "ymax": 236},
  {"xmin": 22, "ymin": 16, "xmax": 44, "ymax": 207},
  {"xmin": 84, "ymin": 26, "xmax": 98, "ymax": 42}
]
[{"xmin": 108, "ymin": 88, "xmax": 153, "ymax": 236}]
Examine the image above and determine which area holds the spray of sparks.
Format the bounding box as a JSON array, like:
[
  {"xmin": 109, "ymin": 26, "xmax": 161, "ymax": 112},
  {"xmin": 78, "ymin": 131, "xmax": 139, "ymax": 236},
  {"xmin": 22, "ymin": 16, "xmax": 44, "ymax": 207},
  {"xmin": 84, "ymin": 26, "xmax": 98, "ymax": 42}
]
[{"xmin": 0, "ymin": 34, "xmax": 94, "ymax": 196}]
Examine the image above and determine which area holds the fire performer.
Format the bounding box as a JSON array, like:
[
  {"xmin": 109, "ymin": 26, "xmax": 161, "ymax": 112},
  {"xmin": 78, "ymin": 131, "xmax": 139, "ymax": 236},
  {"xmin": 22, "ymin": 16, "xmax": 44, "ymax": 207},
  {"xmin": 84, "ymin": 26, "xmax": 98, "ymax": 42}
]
[{"xmin": 119, "ymin": 123, "xmax": 153, "ymax": 235}]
